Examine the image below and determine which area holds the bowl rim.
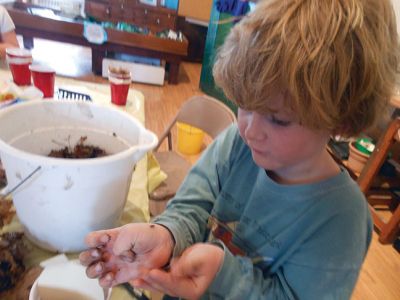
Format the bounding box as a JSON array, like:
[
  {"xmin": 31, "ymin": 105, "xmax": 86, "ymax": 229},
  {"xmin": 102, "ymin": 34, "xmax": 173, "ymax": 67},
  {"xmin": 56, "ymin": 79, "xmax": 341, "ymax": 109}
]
[{"xmin": 0, "ymin": 100, "xmax": 158, "ymax": 166}]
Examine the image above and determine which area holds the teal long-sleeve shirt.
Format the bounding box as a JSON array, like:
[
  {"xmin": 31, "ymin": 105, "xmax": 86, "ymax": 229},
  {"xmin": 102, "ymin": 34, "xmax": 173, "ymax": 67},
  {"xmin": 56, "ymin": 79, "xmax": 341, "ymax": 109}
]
[{"xmin": 153, "ymin": 125, "xmax": 372, "ymax": 299}]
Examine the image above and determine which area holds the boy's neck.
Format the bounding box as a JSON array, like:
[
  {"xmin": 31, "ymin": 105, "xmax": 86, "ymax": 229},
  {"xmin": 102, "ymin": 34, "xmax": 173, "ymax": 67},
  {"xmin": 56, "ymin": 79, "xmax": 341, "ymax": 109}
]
[{"xmin": 266, "ymin": 150, "xmax": 340, "ymax": 185}]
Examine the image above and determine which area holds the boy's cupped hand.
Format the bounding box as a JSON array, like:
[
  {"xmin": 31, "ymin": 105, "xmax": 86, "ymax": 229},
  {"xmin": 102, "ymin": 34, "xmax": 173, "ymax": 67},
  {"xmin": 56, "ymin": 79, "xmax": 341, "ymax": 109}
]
[
  {"xmin": 79, "ymin": 223, "xmax": 175, "ymax": 287},
  {"xmin": 131, "ymin": 243, "xmax": 224, "ymax": 300}
]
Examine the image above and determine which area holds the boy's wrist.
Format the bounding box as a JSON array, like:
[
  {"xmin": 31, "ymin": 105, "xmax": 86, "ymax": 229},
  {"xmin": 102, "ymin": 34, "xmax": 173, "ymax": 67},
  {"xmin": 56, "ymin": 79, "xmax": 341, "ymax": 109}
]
[
  {"xmin": 153, "ymin": 223, "xmax": 175, "ymax": 265},
  {"xmin": 154, "ymin": 223, "xmax": 175, "ymax": 246}
]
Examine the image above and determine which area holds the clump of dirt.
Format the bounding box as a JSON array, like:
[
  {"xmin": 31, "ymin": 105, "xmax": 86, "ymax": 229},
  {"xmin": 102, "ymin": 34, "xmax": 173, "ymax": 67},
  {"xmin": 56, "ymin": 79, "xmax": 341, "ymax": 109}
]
[
  {"xmin": 0, "ymin": 161, "xmax": 7, "ymax": 189},
  {"xmin": 0, "ymin": 232, "xmax": 25, "ymax": 292},
  {"xmin": 48, "ymin": 136, "xmax": 108, "ymax": 159},
  {"xmin": 0, "ymin": 201, "xmax": 42, "ymax": 297},
  {"xmin": 109, "ymin": 66, "xmax": 130, "ymax": 77},
  {"xmin": 0, "ymin": 199, "xmax": 25, "ymax": 294},
  {"xmin": 0, "ymin": 168, "xmax": 37, "ymax": 296},
  {"xmin": 0, "ymin": 200, "xmax": 14, "ymax": 228}
]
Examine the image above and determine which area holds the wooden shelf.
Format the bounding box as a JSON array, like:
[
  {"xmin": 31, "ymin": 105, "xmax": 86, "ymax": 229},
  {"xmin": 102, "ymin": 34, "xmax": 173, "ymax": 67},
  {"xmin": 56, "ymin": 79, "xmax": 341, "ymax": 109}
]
[
  {"xmin": 5, "ymin": 1, "xmax": 188, "ymax": 84},
  {"xmin": 85, "ymin": 0, "xmax": 178, "ymax": 32}
]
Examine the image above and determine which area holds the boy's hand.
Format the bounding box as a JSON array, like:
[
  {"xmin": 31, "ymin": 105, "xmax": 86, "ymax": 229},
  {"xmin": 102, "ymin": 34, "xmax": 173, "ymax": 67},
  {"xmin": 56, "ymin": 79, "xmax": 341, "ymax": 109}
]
[
  {"xmin": 79, "ymin": 223, "xmax": 174, "ymax": 287},
  {"xmin": 132, "ymin": 243, "xmax": 224, "ymax": 300}
]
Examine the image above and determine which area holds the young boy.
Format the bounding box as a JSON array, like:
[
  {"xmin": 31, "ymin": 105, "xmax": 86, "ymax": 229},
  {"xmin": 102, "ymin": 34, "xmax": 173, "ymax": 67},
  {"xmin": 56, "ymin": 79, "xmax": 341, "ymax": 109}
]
[
  {"xmin": 0, "ymin": 5, "xmax": 18, "ymax": 59},
  {"xmin": 80, "ymin": 0, "xmax": 399, "ymax": 298}
]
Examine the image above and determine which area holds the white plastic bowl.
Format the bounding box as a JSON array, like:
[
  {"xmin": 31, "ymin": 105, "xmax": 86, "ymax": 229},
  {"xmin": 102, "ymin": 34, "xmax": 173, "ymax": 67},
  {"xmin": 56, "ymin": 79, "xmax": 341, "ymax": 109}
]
[
  {"xmin": 0, "ymin": 100, "xmax": 157, "ymax": 252},
  {"xmin": 29, "ymin": 260, "xmax": 112, "ymax": 300}
]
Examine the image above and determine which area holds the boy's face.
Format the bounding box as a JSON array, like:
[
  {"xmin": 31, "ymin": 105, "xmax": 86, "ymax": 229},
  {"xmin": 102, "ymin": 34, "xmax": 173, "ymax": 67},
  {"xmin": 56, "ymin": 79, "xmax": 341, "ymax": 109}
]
[{"xmin": 237, "ymin": 93, "xmax": 331, "ymax": 182}]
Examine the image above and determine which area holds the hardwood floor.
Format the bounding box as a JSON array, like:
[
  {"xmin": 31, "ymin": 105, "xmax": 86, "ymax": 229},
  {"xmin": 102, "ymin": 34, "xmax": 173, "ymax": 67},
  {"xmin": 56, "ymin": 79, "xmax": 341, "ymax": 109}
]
[{"xmin": 26, "ymin": 39, "xmax": 400, "ymax": 299}]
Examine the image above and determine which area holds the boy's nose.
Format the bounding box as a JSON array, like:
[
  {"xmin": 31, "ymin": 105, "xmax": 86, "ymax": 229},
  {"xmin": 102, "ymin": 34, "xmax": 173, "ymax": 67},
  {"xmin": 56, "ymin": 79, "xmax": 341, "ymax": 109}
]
[{"xmin": 245, "ymin": 112, "xmax": 265, "ymax": 140}]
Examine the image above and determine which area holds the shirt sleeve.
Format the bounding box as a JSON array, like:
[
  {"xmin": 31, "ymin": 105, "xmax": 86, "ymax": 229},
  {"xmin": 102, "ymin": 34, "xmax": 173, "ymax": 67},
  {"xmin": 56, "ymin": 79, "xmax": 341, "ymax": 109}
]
[
  {"xmin": 207, "ymin": 245, "xmax": 361, "ymax": 299},
  {"xmin": 206, "ymin": 208, "xmax": 370, "ymax": 300},
  {"xmin": 152, "ymin": 124, "xmax": 369, "ymax": 299},
  {"xmin": 0, "ymin": 6, "xmax": 15, "ymax": 34},
  {"xmin": 207, "ymin": 244, "xmax": 296, "ymax": 300},
  {"xmin": 152, "ymin": 125, "xmax": 237, "ymax": 256},
  {"xmin": 152, "ymin": 127, "xmax": 301, "ymax": 300}
]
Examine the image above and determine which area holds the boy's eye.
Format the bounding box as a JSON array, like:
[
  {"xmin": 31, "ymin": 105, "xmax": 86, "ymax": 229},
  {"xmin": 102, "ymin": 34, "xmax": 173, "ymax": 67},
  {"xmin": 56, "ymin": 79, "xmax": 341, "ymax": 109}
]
[{"xmin": 269, "ymin": 115, "xmax": 291, "ymax": 126}]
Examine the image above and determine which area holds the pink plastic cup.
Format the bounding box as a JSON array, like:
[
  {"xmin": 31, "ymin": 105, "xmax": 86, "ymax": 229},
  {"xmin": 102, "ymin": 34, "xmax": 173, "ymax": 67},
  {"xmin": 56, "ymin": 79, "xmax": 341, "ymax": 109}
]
[
  {"xmin": 108, "ymin": 68, "xmax": 131, "ymax": 106},
  {"xmin": 29, "ymin": 64, "xmax": 56, "ymax": 98},
  {"xmin": 7, "ymin": 56, "xmax": 32, "ymax": 86}
]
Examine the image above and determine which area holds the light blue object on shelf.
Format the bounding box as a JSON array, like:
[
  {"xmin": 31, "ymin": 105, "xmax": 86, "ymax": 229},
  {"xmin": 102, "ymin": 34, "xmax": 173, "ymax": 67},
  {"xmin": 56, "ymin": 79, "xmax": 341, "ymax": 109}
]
[
  {"xmin": 249, "ymin": 2, "xmax": 257, "ymax": 12},
  {"xmin": 164, "ymin": 0, "xmax": 178, "ymax": 10},
  {"xmin": 114, "ymin": 53, "xmax": 161, "ymax": 66},
  {"xmin": 83, "ymin": 21, "xmax": 108, "ymax": 44}
]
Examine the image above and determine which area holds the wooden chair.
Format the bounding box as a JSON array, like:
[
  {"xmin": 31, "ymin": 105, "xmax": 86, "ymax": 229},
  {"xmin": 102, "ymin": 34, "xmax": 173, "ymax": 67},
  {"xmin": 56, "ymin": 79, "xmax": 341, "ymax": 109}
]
[
  {"xmin": 149, "ymin": 95, "xmax": 237, "ymax": 216},
  {"xmin": 357, "ymin": 117, "xmax": 400, "ymax": 244}
]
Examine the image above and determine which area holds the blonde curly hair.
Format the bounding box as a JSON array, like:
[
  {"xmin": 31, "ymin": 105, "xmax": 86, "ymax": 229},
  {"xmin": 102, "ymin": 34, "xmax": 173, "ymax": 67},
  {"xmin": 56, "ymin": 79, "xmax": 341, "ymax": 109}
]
[{"xmin": 213, "ymin": 0, "xmax": 399, "ymax": 137}]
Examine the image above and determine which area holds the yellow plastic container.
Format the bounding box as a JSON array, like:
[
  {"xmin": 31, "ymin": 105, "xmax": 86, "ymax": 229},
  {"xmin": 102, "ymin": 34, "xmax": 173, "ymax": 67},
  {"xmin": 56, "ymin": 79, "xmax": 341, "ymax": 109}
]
[{"xmin": 177, "ymin": 122, "xmax": 205, "ymax": 155}]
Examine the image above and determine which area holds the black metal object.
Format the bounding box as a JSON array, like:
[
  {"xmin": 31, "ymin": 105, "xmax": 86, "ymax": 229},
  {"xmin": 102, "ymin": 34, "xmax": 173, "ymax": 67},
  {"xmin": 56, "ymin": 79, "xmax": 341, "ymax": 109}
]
[
  {"xmin": 122, "ymin": 283, "xmax": 150, "ymax": 300},
  {"xmin": 56, "ymin": 88, "xmax": 92, "ymax": 101},
  {"xmin": 328, "ymin": 138, "xmax": 350, "ymax": 160},
  {"xmin": 394, "ymin": 237, "xmax": 400, "ymax": 254},
  {"xmin": 0, "ymin": 166, "xmax": 42, "ymax": 201}
]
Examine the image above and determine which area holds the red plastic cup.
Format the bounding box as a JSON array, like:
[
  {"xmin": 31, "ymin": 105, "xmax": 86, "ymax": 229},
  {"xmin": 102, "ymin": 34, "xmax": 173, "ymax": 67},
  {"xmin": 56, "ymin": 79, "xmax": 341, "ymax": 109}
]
[
  {"xmin": 6, "ymin": 48, "xmax": 33, "ymax": 86},
  {"xmin": 108, "ymin": 67, "xmax": 131, "ymax": 106},
  {"xmin": 29, "ymin": 64, "xmax": 56, "ymax": 98},
  {"xmin": 7, "ymin": 57, "xmax": 32, "ymax": 86}
]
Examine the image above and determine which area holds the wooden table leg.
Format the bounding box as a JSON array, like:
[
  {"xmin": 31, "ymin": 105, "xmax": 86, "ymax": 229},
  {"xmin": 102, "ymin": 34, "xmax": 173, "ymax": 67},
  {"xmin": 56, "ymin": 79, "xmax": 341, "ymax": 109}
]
[
  {"xmin": 358, "ymin": 118, "xmax": 400, "ymax": 193},
  {"xmin": 378, "ymin": 205, "xmax": 400, "ymax": 244},
  {"xmin": 168, "ymin": 62, "xmax": 180, "ymax": 85},
  {"xmin": 22, "ymin": 36, "xmax": 34, "ymax": 49},
  {"xmin": 91, "ymin": 48, "xmax": 105, "ymax": 75},
  {"xmin": 359, "ymin": 118, "xmax": 400, "ymax": 244}
]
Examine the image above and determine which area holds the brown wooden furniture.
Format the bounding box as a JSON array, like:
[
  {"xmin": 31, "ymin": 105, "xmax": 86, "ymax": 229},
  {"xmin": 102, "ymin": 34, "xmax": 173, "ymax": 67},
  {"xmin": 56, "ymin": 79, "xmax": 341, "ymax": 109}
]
[
  {"xmin": 357, "ymin": 117, "xmax": 400, "ymax": 244},
  {"xmin": 4, "ymin": 1, "xmax": 188, "ymax": 84},
  {"xmin": 85, "ymin": 0, "xmax": 178, "ymax": 32},
  {"xmin": 178, "ymin": 0, "xmax": 213, "ymax": 22}
]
